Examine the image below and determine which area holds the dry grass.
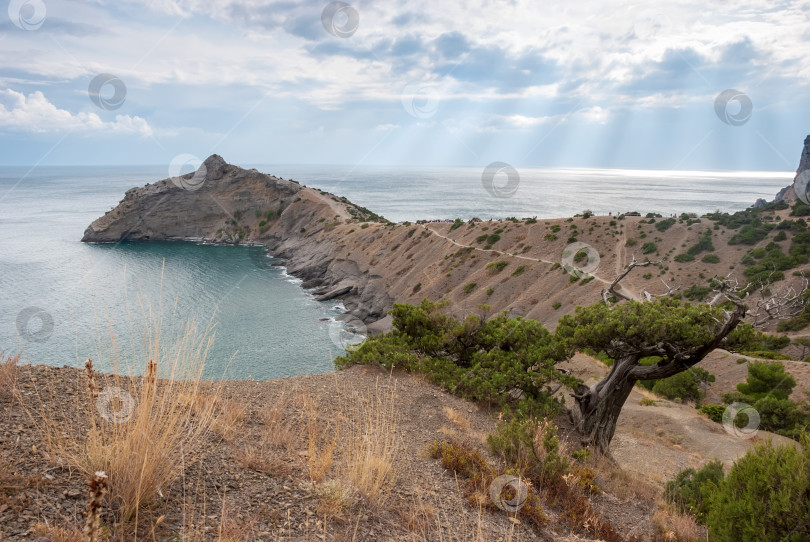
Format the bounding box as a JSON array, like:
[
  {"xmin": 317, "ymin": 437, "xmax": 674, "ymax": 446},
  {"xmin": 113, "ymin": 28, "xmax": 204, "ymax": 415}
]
[
  {"xmin": 233, "ymin": 441, "xmax": 291, "ymax": 476},
  {"xmin": 261, "ymin": 399, "xmax": 298, "ymax": 452},
  {"xmin": 339, "ymin": 377, "xmax": 400, "ymax": 506},
  {"xmin": 302, "ymin": 392, "xmax": 338, "ymax": 483},
  {"xmin": 314, "ymin": 479, "xmax": 358, "ymax": 520},
  {"xmin": 211, "ymin": 398, "xmax": 247, "ymax": 441},
  {"xmin": 30, "ymin": 316, "xmax": 221, "ymax": 523},
  {"xmin": 0, "ymin": 351, "xmax": 20, "ymax": 400},
  {"xmin": 652, "ymin": 508, "xmax": 703, "ymax": 541},
  {"xmin": 32, "ymin": 522, "xmax": 85, "ymax": 542}
]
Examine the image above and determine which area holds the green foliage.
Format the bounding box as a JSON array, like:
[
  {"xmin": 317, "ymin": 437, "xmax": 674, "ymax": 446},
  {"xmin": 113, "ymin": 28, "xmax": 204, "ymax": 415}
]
[
  {"xmin": 674, "ymin": 253, "xmax": 695, "ymax": 262},
  {"xmin": 652, "ymin": 368, "xmax": 715, "ymax": 403},
  {"xmin": 701, "ymin": 253, "xmax": 721, "ymax": 263},
  {"xmin": 550, "ymin": 224, "xmax": 561, "ymax": 233},
  {"xmin": 475, "ymin": 234, "xmax": 488, "ymax": 244},
  {"xmin": 552, "ymin": 301, "xmax": 561, "ymax": 309},
  {"xmin": 642, "ymin": 242, "xmax": 658, "ymax": 254},
  {"xmin": 512, "ymin": 265, "xmax": 525, "ymax": 276},
  {"xmin": 698, "ymin": 404, "xmax": 726, "ymax": 423},
  {"xmin": 544, "ymin": 233, "xmax": 557, "ymax": 241},
  {"xmin": 665, "ymin": 460, "xmax": 725, "ymax": 522},
  {"xmin": 789, "ymin": 201, "xmax": 810, "ymax": 217},
  {"xmin": 736, "ymin": 361, "xmax": 796, "ymax": 401},
  {"xmin": 486, "ymin": 260, "xmax": 508, "ymax": 272},
  {"xmin": 655, "ymin": 218, "xmax": 676, "ymax": 232},
  {"xmin": 487, "ymin": 415, "xmax": 538, "ymax": 472},
  {"xmin": 774, "ymin": 230, "xmax": 787, "ymax": 242},
  {"xmin": 683, "ymin": 284, "xmax": 711, "ymax": 301},
  {"xmin": 449, "ymin": 218, "xmax": 464, "ymax": 231},
  {"xmin": 486, "ymin": 288, "xmax": 493, "ymax": 296},
  {"xmin": 335, "ymin": 299, "xmax": 578, "ymax": 411},
  {"xmin": 463, "ymin": 282, "xmax": 476, "ymax": 294},
  {"xmin": 407, "ymin": 228, "xmax": 417, "ymax": 238},
  {"xmin": 728, "ymin": 222, "xmax": 772, "ymax": 245},
  {"xmin": 706, "ymin": 433, "xmax": 810, "ymax": 541},
  {"xmin": 625, "ymin": 238, "xmax": 637, "ymax": 247},
  {"xmin": 556, "ymin": 298, "xmax": 729, "ymax": 360},
  {"xmin": 687, "ymin": 230, "xmax": 715, "ymax": 255}
]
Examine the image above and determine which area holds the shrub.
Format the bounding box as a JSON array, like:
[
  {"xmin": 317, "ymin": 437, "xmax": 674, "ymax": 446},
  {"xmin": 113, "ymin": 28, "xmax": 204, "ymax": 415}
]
[
  {"xmin": 449, "ymin": 218, "xmax": 463, "ymax": 231},
  {"xmin": 463, "ymin": 282, "xmax": 476, "ymax": 294},
  {"xmin": 774, "ymin": 230, "xmax": 787, "ymax": 242},
  {"xmin": 665, "ymin": 460, "xmax": 725, "ymax": 522},
  {"xmin": 736, "ymin": 361, "xmax": 796, "ymax": 401},
  {"xmin": 552, "ymin": 302, "xmax": 561, "ymax": 309},
  {"xmin": 701, "ymin": 254, "xmax": 720, "ymax": 263},
  {"xmin": 652, "ymin": 368, "xmax": 714, "ymax": 403},
  {"xmin": 486, "ymin": 234, "xmax": 501, "ymax": 246},
  {"xmin": 698, "ymin": 404, "xmax": 725, "ymax": 423},
  {"xmin": 486, "ymin": 260, "xmax": 508, "ymax": 272},
  {"xmin": 545, "ymin": 233, "xmax": 557, "ymax": 241},
  {"xmin": 706, "ymin": 433, "xmax": 810, "ymax": 541},
  {"xmin": 486, "ymin": 288, "xmax": 493, "ymax": 296},
  {"xmin": 674, "ymin": 253, "xmax": 695, "ymax": 262},
  {"xmin": 625, "ymin": 238, "xmax": 637, "ymax": 247},
  {"xmin": 655, "ymin": 218, "xmax": 676, "ymax": 232},
  {"xmin": 512, "ymin": 265, "xmax": 525, "ymax": 276},
  {"xmin": 642, "ymin": 242, "xmax": 658, "ymax": 254}
]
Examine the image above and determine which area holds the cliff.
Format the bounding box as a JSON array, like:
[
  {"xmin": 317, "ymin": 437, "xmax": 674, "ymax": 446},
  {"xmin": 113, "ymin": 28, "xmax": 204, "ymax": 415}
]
[{"xmin": 773, "ymin": 135, "xmax": 810, "ymax": 203}]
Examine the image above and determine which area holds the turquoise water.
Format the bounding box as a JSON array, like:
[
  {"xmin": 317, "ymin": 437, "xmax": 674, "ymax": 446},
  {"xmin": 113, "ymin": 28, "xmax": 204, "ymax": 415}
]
[
  {"xmin": 0, "ymin": 166, "xmax": 349, "ymax": 380},
  {"xmin": 0, "ymin": 164, "xmax": 792, "ymax": 379}
]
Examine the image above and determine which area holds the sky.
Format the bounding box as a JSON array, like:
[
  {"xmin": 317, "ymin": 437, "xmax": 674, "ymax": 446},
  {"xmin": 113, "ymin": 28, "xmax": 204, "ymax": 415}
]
[{"xmin": 0, "ymin": 0, "xmax": 808, "ymax": 171}]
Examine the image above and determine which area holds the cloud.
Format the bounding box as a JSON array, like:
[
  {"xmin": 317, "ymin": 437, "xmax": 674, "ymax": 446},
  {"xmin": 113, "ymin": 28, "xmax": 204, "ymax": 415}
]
[{"xmin": 0, "ymin": 89, "xmax": 153, "ymax": 136}]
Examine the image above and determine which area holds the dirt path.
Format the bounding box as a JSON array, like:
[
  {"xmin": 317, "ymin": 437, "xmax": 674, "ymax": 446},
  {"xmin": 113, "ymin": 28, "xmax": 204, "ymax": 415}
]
[{"xmin": 423, "ymin": 224, "xmax": 612, "ymax": 285}]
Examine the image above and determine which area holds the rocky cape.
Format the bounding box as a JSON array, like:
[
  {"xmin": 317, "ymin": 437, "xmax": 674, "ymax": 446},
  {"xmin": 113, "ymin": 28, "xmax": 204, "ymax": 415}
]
[{"xmin": 772, "ymin": 134, "xmax": 810, "ymax": 204}]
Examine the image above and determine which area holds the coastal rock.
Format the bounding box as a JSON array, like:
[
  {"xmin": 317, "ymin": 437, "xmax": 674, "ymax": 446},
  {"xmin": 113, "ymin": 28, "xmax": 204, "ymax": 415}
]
[{"xmin": 773, "ymin": 135, "xmax": 810, "ymax": 204}]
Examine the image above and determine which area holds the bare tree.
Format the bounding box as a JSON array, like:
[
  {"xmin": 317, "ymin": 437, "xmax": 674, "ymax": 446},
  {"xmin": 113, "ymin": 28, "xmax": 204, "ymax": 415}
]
[{"xmin": 747, "ymin": 271, "xmax": 808, "ymax": 327}]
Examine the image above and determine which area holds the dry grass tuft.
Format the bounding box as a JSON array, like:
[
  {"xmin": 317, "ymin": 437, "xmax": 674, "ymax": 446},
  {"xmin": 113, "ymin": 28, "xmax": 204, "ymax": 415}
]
[
  {"xmin": 261, "ymin": 399, "xmax": 298, "ymax": 452},
  {"xmin": 233, "ymin": 441, "xmax": 291, "ymax": 476},
  {"xmin": 652, "ymin": 508, "xmax": 703, "ymax": 541},
  {"xmin": 0, "ymin": 351, "xmax": 20, "ymax": 400},
  {"xmin": 589, "ymin": 453, "xmax": 658, "ymax": 502},
  {"xmin": 211, "ymin": 398, "xmax": 247, "ymax": 441},
  {"xmin": 32, "ymin": 317, "xmax": 220, "ymax": 522},
  {"xmin": 32, "ymin": 522, "xmax": 85, "ymax": 542},
  {"xmin": 314, "ymin": 479, "xmax": 359, "ymax": 520},
  {"xmin": 302, "ymin": 392, "xmax": 338, "ymax": 483},
  {"xmin": 339, "ymin": 378, "xmax": 400, "ymax": 506}
]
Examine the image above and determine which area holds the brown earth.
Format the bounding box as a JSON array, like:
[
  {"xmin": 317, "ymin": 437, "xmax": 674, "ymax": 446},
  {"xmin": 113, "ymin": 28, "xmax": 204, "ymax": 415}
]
[{"xmin": 3, "ymin": 349, "xmax": 803, "ymax": 542}]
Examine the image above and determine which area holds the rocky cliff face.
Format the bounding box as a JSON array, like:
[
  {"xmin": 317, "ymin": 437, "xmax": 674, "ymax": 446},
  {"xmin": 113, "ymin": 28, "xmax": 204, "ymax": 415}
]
[
  {"xmin": 82, "ymin": 155, "xmax": 395, "ymax": 324},
  {"xmin": 773, "ymin": 135, "xmax": 810, "ymax": 203}
]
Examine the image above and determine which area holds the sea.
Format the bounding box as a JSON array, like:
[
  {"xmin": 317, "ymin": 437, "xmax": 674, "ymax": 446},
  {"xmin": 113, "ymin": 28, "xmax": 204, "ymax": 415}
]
[{"xmin": 0, "ymin": 164, "xmax": 793, "ymax": 380}]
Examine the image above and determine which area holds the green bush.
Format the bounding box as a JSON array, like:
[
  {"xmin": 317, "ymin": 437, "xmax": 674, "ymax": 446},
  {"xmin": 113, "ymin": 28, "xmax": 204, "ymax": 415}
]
[
  {"xmin": 642, "ymin": 242, "xmax": 658, "ymax": 254},
  {"xmin": 334, "ymin": 299, "xmax": 579, "ymax": 412},
  {"xmin": 701, "ymin": 254, "xmax": 720, "ymax": 263},
  {"xmin": 486, "ymin": 260, "xmax": 508, "ymax": 272},
  {"xmin": 449, "ymin": 218, "xmax": 464, "ymax": 231},
  {"xmin": 698, "ymin": 404, "xmax": 726, "ymax": 423},
  {"xmin": 665, "ymin": 460, "xmax": 725, "ymax": 521},
  {"xmin": 706, "ymin": 433, "xmax": 810, "ymax": 541},
  {"xmin": 655, "ymin": 218, "xmax": 676, "ymax": 232},
  {"xmin": 736, "ymin": 361, "xmax": 796, "ymax": 401},
  {"xmin": 463, "ymin": 282, "xmax": 476, "ymax": 294},
  {"xmin": 552, "ymin": 301, "xmax": 561, "ymax": 309},
  {"xmin": 674, "ymin": 253, "xmax": 695, "ymax": 262},
  {"xmin": 512, "ymin": 265, "xmax": 525, "ymax": 276},
  {"xmin": 652, "ymin": 368, "xmax": 714, "ymax": 403}
]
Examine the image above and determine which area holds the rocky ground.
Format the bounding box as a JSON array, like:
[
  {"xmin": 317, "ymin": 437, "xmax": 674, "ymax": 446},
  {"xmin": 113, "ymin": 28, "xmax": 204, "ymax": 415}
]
[{"xmin": 1, "ymin": 351, "xmax": 795, "ymax": 542}]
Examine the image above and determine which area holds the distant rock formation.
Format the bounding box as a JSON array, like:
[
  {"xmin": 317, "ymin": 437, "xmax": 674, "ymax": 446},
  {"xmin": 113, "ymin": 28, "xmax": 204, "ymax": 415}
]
[{"xmin": 773, "ymin": 135, "xmax": 810, "ymax": 204}]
